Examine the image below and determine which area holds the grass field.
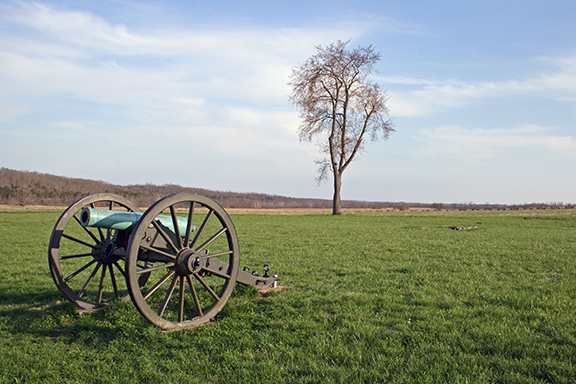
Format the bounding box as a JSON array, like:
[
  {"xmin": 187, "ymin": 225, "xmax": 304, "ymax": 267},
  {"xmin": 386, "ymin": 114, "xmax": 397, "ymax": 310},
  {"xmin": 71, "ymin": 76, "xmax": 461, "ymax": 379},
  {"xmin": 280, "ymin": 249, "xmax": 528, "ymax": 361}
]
[{"xmin": 0, "ymin": 208, "xmax": 575, "ymax": 383}]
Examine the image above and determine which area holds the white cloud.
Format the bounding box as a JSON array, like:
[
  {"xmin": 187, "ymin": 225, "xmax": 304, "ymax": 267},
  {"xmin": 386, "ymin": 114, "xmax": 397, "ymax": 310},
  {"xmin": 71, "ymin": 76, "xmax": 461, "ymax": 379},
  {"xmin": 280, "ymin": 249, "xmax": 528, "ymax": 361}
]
[
  {"xmin": 0, "ymin": 2, "xmax": 361, "ymax": 120},
  {"xmin": 9, "ymin": 2, "xmax": 168, "ymax": 55},
  {"xmin": 382, "ymin": 57, "xmax": 576, "ymax": 117},
  {"xmin": 528, "ymin": 57, "xmax": 576, "ymax": 102},
  {"xmin": 0, "ymin": 99, "xmax": 30, "ymax": 122},
  {"xmin": 415, "ymin": 124, "xmax": 576, "ymax": 161},
  {"xmin": 6, "ymin": 1, "xmax": 354, "ymax": 60},
  {"xmin": 384, "ymin": 79, "xmax": 499, "ymax": 116},
  {"xmin": 0, "ymin": 1, "xmax": 370, "ymax": 175}
]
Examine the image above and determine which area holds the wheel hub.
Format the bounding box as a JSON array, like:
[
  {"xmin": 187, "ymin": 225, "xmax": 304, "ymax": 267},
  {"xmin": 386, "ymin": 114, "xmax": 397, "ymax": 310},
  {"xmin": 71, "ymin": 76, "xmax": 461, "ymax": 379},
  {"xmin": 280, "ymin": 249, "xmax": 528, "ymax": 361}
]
[
  {"xmin": 176, "ymin": 248, "xmax": 207, "ymax": 276},
  {"xmin": 92, "ymin": 240, "xmax": 121, "ymax": 265}
]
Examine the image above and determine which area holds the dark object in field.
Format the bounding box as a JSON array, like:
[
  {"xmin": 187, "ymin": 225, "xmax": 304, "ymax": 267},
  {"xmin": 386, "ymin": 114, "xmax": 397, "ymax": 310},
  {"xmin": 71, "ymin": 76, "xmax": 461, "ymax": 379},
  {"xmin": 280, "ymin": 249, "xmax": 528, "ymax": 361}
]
[
  {"xmin": 48, "ymin": 193, "xmax": 280, "ymax": 331},
  {"xmin": 449, "ymin": 225, "xmax": 478, "ymax": 231}
]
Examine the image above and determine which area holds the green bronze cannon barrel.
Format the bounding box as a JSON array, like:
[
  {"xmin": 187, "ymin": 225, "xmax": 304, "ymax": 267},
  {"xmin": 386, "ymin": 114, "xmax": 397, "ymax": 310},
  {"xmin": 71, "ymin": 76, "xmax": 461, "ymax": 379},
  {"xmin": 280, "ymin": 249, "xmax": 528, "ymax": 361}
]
[{"xmin": 80, "ymin": 207, "xmax": 195, "ymax": 237}]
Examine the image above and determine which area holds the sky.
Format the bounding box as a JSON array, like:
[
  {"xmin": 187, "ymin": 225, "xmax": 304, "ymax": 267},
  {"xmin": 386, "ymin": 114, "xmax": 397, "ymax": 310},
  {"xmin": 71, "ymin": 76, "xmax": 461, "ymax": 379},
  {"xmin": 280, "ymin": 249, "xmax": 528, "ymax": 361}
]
[{"xmin": 0, "ymin": 0, "xmax": 575, "ymax": 205}]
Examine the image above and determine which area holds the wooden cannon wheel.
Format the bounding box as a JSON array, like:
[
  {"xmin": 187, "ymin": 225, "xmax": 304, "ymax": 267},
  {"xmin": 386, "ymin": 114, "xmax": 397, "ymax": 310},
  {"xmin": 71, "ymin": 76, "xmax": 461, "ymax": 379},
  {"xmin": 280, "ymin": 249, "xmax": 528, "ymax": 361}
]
[
  {"xmin": 126, "ymin": 193, "xmax": 240, "ymax": 331},
  {"xmin": 48, "ymin": 193, "xmax": 140, "ymax": 311}
]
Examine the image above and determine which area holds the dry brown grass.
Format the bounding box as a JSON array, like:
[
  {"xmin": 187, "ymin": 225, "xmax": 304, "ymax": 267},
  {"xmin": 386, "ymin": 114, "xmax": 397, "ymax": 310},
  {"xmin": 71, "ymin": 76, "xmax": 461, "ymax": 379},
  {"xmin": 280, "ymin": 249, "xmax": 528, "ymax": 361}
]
[{"xmin": 2, "ymin": 204, "xmax": 574, "ymax": 217}]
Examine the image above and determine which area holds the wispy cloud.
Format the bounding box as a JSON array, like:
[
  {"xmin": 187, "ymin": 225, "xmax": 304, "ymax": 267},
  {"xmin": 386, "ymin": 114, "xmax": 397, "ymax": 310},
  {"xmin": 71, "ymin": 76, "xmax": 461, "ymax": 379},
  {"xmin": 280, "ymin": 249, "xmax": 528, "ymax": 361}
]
[
  {"xmin": 382, "ymin": 57, "xmax": 576, "ymax": 116},
  {"xmin": 4, "ymin": 1, "xmax": 358, "ymax": 60},
  {"xmin": 0, "ymin": 1, "xmax": 364, "ymax": 121},
  {"xmin": 415, "ymin": 124, "xmax": 576, "ymax": 161},
  {"xmin": 386, "ymin": 79, "xmax": 498, "ymax": 116}
]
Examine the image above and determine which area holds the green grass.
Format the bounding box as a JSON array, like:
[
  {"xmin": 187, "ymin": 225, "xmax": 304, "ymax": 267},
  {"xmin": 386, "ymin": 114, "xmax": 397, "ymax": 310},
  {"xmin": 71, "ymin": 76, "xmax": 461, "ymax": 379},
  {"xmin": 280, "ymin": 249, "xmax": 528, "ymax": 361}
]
[{"xmin": 0, "ymin": 208, "xmax": 575, "ymax": 383}]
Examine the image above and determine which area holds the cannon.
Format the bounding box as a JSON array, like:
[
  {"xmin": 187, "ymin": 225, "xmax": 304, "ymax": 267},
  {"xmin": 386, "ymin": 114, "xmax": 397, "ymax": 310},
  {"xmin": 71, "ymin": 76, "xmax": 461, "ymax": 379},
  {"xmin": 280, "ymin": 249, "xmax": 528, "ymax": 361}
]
[{"xmin": 48, "ymin": 193, "xmax": 279, "ymax": 331}]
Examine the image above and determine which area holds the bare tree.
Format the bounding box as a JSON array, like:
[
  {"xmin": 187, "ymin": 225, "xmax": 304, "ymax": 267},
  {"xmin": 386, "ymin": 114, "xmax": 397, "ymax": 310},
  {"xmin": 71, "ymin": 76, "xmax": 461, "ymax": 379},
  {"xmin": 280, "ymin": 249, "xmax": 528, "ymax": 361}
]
[{"xmin": 289, "ymin": 40, "xmax": 395, "ymax": 215}]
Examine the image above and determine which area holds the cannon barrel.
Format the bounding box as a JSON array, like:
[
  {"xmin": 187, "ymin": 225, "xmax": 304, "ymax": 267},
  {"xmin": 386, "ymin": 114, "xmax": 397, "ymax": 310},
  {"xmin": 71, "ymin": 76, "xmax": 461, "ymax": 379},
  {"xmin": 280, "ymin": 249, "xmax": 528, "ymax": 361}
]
[{"xmin": 80, "ymin": 207, "xmax": 195, "ymax": 237}]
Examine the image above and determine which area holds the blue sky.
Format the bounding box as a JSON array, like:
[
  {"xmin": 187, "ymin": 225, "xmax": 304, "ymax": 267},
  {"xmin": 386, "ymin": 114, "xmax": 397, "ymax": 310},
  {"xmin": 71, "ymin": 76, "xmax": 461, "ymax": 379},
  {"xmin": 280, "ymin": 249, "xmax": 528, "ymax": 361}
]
[{"xmin": 1, "ymin": 0, "xmax": 575, "ymax": 204}]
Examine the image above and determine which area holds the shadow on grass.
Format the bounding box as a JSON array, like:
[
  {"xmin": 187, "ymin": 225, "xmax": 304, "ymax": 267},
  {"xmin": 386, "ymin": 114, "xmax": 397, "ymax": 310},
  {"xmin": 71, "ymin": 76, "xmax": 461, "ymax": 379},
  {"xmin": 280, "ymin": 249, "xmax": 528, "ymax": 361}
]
[
  {"xmin": 0, "ymin": 289, "xmax": 151, "ymax": 344},
  {"xmin": 0, "ymin": 284, "xmax": 284, "ymax": 344}
]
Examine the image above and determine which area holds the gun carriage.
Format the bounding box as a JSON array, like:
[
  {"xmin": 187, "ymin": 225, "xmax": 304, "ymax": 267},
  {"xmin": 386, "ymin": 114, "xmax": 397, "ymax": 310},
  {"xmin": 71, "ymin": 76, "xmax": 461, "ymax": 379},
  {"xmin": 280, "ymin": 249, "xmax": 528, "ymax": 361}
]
[{"xmin": 48, "ymin": 193, "xmax": 279, "ymax": 331}]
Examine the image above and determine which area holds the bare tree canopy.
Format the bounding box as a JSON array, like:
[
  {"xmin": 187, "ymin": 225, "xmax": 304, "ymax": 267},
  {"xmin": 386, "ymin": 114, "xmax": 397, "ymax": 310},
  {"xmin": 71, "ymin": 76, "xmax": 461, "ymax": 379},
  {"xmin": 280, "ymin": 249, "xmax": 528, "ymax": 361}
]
[{"xmin": 289, "ymin": 40, "xmax": 395, "ymax": 215}]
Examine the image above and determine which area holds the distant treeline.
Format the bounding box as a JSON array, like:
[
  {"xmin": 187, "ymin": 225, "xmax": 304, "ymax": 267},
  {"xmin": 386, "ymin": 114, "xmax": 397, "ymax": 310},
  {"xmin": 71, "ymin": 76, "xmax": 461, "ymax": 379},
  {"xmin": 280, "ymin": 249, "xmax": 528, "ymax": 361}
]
[{"xmin": 0, "ymin": 167, "xmax": 573, "ymax": 210}]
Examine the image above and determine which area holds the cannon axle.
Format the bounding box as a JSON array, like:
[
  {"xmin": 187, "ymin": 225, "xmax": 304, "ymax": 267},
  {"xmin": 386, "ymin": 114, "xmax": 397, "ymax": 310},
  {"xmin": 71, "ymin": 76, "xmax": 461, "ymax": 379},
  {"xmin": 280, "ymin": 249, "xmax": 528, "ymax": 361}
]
[{"xmin": 92, "ymin": 239, "xmax": 124, "ymax": 265}]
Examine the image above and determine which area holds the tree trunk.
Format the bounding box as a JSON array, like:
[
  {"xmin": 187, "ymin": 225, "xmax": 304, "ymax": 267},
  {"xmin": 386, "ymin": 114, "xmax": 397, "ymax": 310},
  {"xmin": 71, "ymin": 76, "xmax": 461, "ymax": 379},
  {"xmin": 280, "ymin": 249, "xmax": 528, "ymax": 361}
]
[{"xmin": 332, "ymin": 171, "xmax": 342, "ymax": 215}]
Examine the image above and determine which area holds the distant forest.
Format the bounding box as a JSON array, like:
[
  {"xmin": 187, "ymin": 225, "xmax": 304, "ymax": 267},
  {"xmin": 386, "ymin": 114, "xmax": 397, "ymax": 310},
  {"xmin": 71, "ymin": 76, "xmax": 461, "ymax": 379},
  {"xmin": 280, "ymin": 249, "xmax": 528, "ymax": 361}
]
[{"xmin": 0, "ymin": 167, "xmax": 572, "ymax": 210}]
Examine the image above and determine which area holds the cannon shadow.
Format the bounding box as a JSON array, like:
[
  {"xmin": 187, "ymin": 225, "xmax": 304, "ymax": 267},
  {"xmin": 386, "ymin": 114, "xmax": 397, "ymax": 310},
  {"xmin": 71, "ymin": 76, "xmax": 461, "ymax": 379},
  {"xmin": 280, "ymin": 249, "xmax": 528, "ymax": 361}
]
[{"xmin": 0, "ymin": 289, "xmax": 148, "ymax": 344}]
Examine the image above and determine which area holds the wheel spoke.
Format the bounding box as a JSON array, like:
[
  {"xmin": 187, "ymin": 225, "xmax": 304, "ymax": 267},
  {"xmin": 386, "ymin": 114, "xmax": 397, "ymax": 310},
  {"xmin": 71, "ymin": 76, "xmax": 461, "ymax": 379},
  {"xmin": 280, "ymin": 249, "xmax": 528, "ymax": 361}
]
[
  {"xmin": 73, "ymin": 213, "xmax": 100, "ymax": 244},
  {"xmin": 158, "ymin": 276, "xmax": 178, "ymax": 317},
  {"xmin": 151, "ymin": 220, "xmax": 179, "ymax": 254},
  {"xmin": 194, "ymin": 273, "xmax": 221, "ymax": 301},
  {"xmin": 62, "ymin": 233, "xmax": 96, "ymax": 250},
  {"xmin": 184, "ymin": 202, "xmax": 195, "ymax": 248},
  {"xmin": 170, "ymin": 206, "xmax": 183, "ymax": 250},
  {"xmin": 64, "ymin": 259, "xmax": 97, "ymax": 282},
  {"xmin": 196, "ymin": 227, "xmax": 227, "ymax": 253},
  {"xmin": 205, "ymin": 250, "xmax": 233, "ymax": 259},
  {"xmin": 109, "ymin": 264, "xmax": 120, "ymax": 299},
  {"xmin": 113, "ymin": 262, "xmax": 127, "ymax": 279},
  {"xmin": 190, "ymin": 209, "xmax": 214, "ymax": 249},
  {"xmin": 89, "ymin": 202, "xmax": 106, "ymax": 241},
  {"xmin": 178, "ymin": 276, "xmax": 185, "ymax": 322},
  {"xmin": 137, "ymin": 262, "xmax": 175, "ymax": 275},
  {"xmin": 186, "ymin": 275, "xmax": 203, "ymax": 317},
  {"xmin": 78, "ymin": 262, "xmax": 102, "ymax": 298},
  {"xmin": 143, "ymin": 270, "xmax": 175, "ymax": 300},
  {"xmin": 96, "ymin": 265, "xmax": 107, "ymax": 303},
  {"xmin": 139, "ymin": 244, "xmax": 177, "ymax": 260},
  {"xmin": 60, "ymin": 252, "xmax": 93, "ymax": 260}
]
